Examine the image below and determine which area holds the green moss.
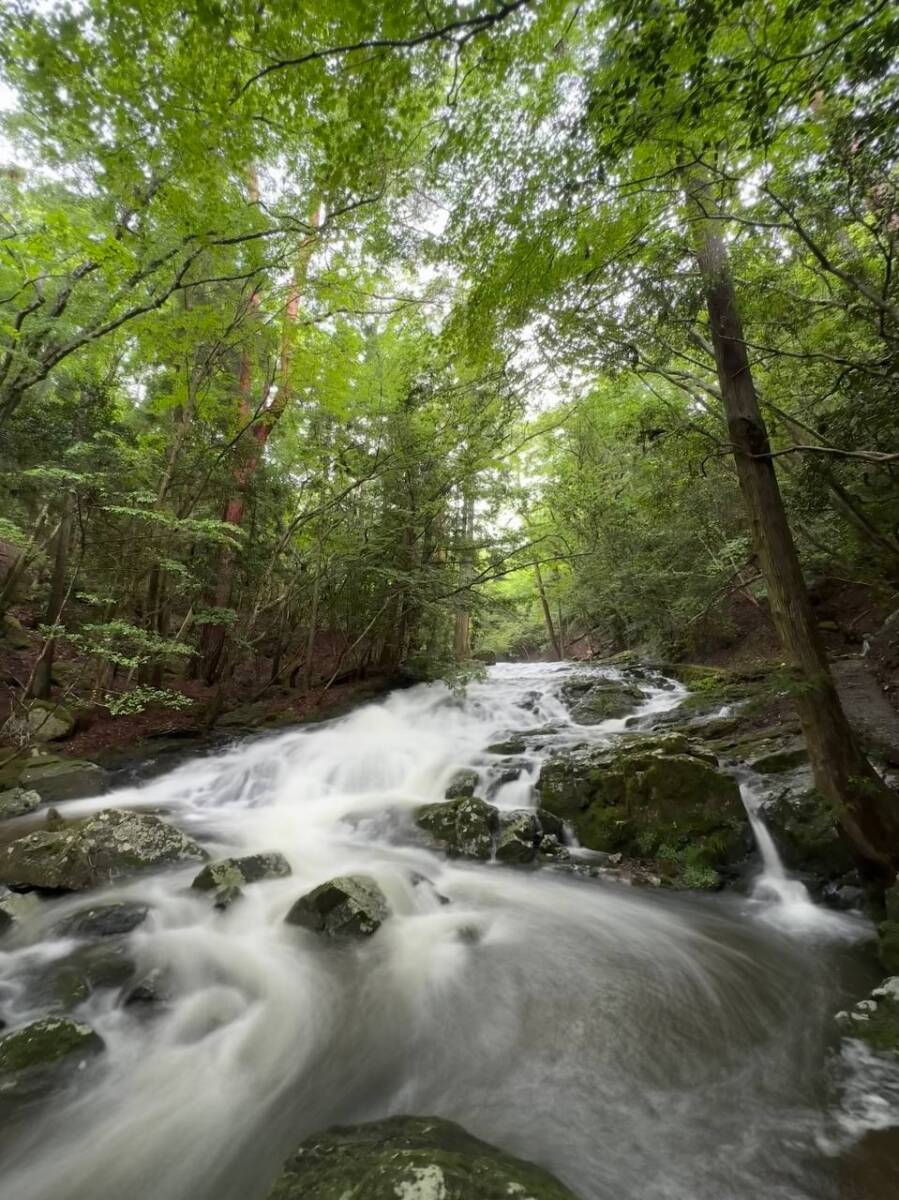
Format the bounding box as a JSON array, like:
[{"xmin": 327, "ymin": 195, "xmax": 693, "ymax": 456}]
[
  {"xmin": 879, "ymin": 921, "xmax": 899, "ymax": 974},
  {"xmin": 0, "ymin": 1017, "xmax": 103, "ymax": 1073}
]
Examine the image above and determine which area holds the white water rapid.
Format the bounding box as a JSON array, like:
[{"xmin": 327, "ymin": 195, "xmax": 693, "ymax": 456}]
[{"xmin": 0, "ymin": 662, "xmax": 895, "ymax": 1200}]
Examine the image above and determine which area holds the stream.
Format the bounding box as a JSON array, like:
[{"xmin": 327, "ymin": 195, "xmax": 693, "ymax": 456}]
[{"xmin": 0, "ymin": 661, "xmax": 897, "ymax": 1199}]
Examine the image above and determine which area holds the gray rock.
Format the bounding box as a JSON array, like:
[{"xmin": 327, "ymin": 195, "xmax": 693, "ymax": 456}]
[
  {"xmin": 38, "ymin": 942, "xmax": 136, "ymax": 1009},
  {"xmin": 285, "ymin": 875, "xmax": 389, "ymax": 939},
  {"xmin": 0, "ymin": 808, "xmax": 206, "ymax": 892},
  {"xmin": 496, "ymin": 810, "xmax": 540, "ymax": 863},
  {"xmin": 123, "ymin": 967, "xmax": 171, "ymax": 1009},
  {"xmin": 0, "ymin": 887, "xmax": 42, "ymax": 934},
  {"xmin": 53, "ymin": 901, "xmax": 150, "ymax": 939},
  {"xmin": 22, "ymin": 702, "xmax": 76, "ymax": 742},
  {"xmin": 16, "ymin": 755, "xmax": 107, "ymax": 804},
  {"xmin": 264, "ymin": 1114, "xmax": 581, "ymax": 1200},
  {"xmin": 486, "ymin": 736, "xmax": 527, "ymax": 755},
  {"xmin": 212, "ymin": 884, "xmax": 244, "ymax": 910},
  {"xmin": 444, "ymin": 769, "xmax": 479, "ymax": 800},
  {"xmin": 568, "ymin": 682, "xmax": 643, "ymax": 724},
  {"xmin": 416, "ymin": 796, "xmax": 497, "ymax": 860},
  {"xmin": 0, "ymin": 787, "xmax": 42, "ymax": 820},
  {"xmin": 191, "ymin": 851, "xmax": 291, "ymax": 894},
  {"xmin": 0, "ymin": 1017, "xmax": 103, "ymax": 1076}
]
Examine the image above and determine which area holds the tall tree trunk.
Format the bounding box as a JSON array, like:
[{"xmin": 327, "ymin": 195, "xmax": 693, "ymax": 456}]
[
  {"xmin": 200, "ymin": 199, "xmax": 323, "ymax": 683},
  {"xmin": 686, "ymin": 174, "xmax": 899, "ymax": 880},
  {"xmin": 29, "ymin": 493, "xmax": 74, "ymax": 701},
  {"xmin": 454, "ymin": 489, "xmax": 475, "ymax": 661},
  {"xmin": 533, "ymin": 560, "xmax": 562, "ymax": 658}
]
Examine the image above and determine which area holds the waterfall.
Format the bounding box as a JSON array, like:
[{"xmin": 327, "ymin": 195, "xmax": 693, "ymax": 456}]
[{"xmin": 0, "ymin": 663, "xmax": 884, "ymax": 1200}]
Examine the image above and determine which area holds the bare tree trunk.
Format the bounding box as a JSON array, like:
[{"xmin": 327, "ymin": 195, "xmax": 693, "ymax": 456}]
[
  {"xmin": 533, "ymin": 560, "xmax": 562, "ymax": 658},
  {"xmin": 29, "ymin": 493, "xmax": 74, "ymax": 701},
  {"xmin": 453, "ymin": 489, "xmax": 475, "ymax": 661},
  {"xmin": 687, "ymin": 174, "xmax": 899, "ymax": 880}
]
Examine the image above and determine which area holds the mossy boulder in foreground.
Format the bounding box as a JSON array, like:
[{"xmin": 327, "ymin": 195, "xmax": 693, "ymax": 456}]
[
  {"xmin": 265, "ymin": 1115, "xmax": 581, "ymax": 1200},
  {"xmin": 0, "ymin": 1017, "xmax": 104, "ymax": 1107},
  {"xmin": 537, "ymin": 733, "xmax": 748, "ymax": 887},
  {"xmin": 0, "ymin": 808, "xmax": 206, "ymax": 891},
  {"xmin": 285, "ymin": 874, "xmax": 389, "ymax": 938}
]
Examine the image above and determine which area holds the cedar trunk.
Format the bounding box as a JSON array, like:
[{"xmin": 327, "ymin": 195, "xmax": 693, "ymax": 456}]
[{"xmin": 688, "ymin": 180, "xmax": 899, "ymax": 879}]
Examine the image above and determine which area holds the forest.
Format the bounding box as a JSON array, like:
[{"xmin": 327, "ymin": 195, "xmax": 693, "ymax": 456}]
[{"xmin": 1, "ymin": 2, "xmax": 899, "ymax": 1199}]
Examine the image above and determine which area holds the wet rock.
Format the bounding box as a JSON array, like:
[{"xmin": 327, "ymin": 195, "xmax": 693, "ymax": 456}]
[
  {"xmin": 885, "ymin": 881, "xmax": 899, "ymax": 924},
  {"xmin": 836, "ymin": 977, "xmax": 899, "ymax": 1056},
  {"xmin": 123, "ymin": 967, "xmax": 171, "ymax": 1009},
  {"xmin": 0, "ymin": 887, "xmax": 41, "ymax": 934},
  {"xmin": 536, "ymin": 834, "xmax": 571, "ymax": 862},
  {"xmin": 416, "ymin": 796, "xmax": 497, "ymax": 860},
  {"xmin": 5, "ymin": 753, "xmax": 107, "ymax": 804},
  {"xmin": 0, "ymin": 808, "xmax": 206, "ymax": 892},
  {"xmin": 0, "ymin": 786, "xmax": 41, "ymax": 820},
  {"xmin": 212, "ymin": 884, "xmax": 244, "ymax": 910},
  {"xmin": 40, "ymin": 942, "xmax": 136, "ymax": 1009},
  {"xmin": 820, "ymin": 881, "xmax": 865, "ymax": 911},
  {"xmin": 495, "ymin": 810, "xmax": 540, "ymax": 863},
  {"xmin": 285, "ymin": 875, "xmax": 389, "ymax": 939},
  {"xmin": 486, "ymin": 736, "xmax": 527, "ymax": 755},
  {"xmin": 264, "ymin": 1114, "xmax": 581, "ymax": 1200},
  {"xmin": 0, "ymin": 1017, "xmax": 104, "ymax": 1095},
  {"xmin": 748, "ymin": 742, "xmax": 808, "ymax": 774},
  {"xmin": 444, "ymin": 769, "xmax": 479, "ymax": 800},
  {"xmin": 53, "ymin": 901, "xmax": 150, "ymax": 939},
  {"xmin": 569, "ymin": 683, "xmax": 643, "ymax": 724},
  {"xmin": 22, "ymin": 701, "xmax": 76, "ymax": 743},
  {"xmin": 191, "ymin": 852, "xmax": 291, "ymax": 894},
  {"xmin": 879, "ymin": 923, "xmax": 899, "ymax": 975},
  {"xmin": 537, "ymin": 734, "xmax": 747, "ymax": 888},
  {"xmin": 759, "ymin": 781, "xmax": 854, "ymax": 882}
]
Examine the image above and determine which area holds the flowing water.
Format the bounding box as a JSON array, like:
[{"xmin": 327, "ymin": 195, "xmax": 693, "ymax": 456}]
[{"xmin": 0, "ymin": 662, "xmax": 897, "ymax": 1199}]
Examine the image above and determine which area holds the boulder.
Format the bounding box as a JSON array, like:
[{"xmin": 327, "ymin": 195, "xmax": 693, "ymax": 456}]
[
  {"xmin": 485, "ymin": 736, "xmax": 527, "ymax": 755},
  {"xmin": 0, "ymin": 887, "xmax": 41, "ymax": 934},
  {"xmin": 760, "ymin": 781, "xmax": 854, "ymax": 882},
  {"xmin": 444, "ymin": 769, "xmax": 479, "ymax": 800},
  {"xmin": 416, "ymin": 797, "xmax": 497, "ymax": 860},
  {"xmin": 537, "ymin": 734, "xmax": 748, "ymax": 887},
  {"xmin": 0, "ymin": 786, "xmax": 42, "ymax": 820},
  {"xmin": 748, "ymin": 742, "xmax": 808, "ymax": 774},
  {"xmin": 0, "ymin": 1017, "xmax": 103, "ymax": 1079},
  {"xmin": 568, "ymin": 683, "xmax": 644, "ymax": 724},
  {"xmin": 7, "ymin": 754, "xmax": 107, "ymax": 804},
  {"xmin": 123, "ymin": 967, "xmax": 171, "ymax": 1009},
  {"xmin": 285, "ymin": 875, "xmax": 389, "ymax": 939},
  {"xmin": 879, "ymin": 923, "xmax": 899, "ymax": 975},
  {"xmin": 0, "ymin": 808, "xmax": 206, "ymax": 892},
  {"xmin": 264, "ymin": 1115, "xmax": 581, "ymax": 1200},
  {"xmin": 191, "ymin": 852, "xmax": 291, "ymax": 895},
  {"xmin": 53, "ymin": 901, "xmax": 150, "ymax": 939},
  {"xmin": 37, "ymin": 941, "xmax": 136, "ymax": 1009},
  {"xmin": 495, "ymin": 811, "xmax": 541, "ymax": 863},
  {"xmin": 23, "ymin": 702, "xmax": 76, "ymax": 743}
]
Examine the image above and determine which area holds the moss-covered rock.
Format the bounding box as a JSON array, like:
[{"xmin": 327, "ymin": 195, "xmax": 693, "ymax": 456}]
[
  {"xmin": 536, "ymin": 734, "xmax": 748, "ymax": 887},
  {"xmin": 0, "ymin": 808, "xmax": 206, "ymax": 892},
  {"xmin": 568, "ymin": 683, "xmax": 644, "ymax": 724},
  {"xmin": 749, "ymin": 743, "xmax": 809, "ymax": 774},
  {"xmin": 879, "ymin": 922, "xmax": 899, "ymax": 974},
  {"xmin": 40, "ymin": 942, "xmax": 136, "ymax": 1009},
  {"xmin": 485, "ymin": 736, "xmax": 527, "ymax": 756},
  {"xmin": 23, "ymin": 702, "xmax": 76, "ymax": 742},
  {"xmin": 265, "ymin": 1115, "xmax": 581, "ymax": 1200},
  {"xmin": 191, "ymin": 851, "xmax": 291, "ymax": 897},
  {"xmin": 759, "ymin": 783, "xmax": 854, "ymax": 882},
  {"xmin": 416, "ymin": 796, "xmax": 497, "ymax": 860},
  {"xmin": 0, "ymin": 753, "xmax": 107, "ymax": 804},
  {"xmin": 0, "ymin": 786, "xmax": 41, "ymax": 820},
  {"xmin": 285, "ymin": 875, "xmax": 389, "ymax": 939},
  {"xmin": 444, "ymin": 769, "xmax": 479, "ymax": 800},
  {"xmin": 495, "ymin": 811, "xmax": 540, "ymax": 863},
  {"xmin": 0, "ymin": 1017, "xmax": 103, "ymax": 1075},
  {"xmin": 53, "ymin": 901, "xmax": 149, "ymax": 939}
]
